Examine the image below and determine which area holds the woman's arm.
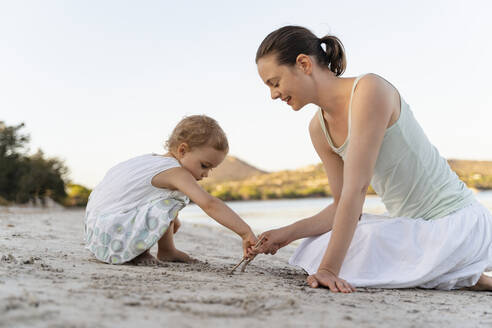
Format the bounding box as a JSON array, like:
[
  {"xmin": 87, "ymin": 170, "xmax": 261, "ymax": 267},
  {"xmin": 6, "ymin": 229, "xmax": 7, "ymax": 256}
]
[
  {"xmin": 281, "ymin": 114, "xmax": 346, "ymax": 240},
  {"xmin": 281, "ymin": 203, "xmax": 337, "ymax": 242},
  {"xmin": 316, "ymin": 74, "xmax": 395, "ymax": 277},
  {"xmin": 254, "ymin": 113, "xmax": 345, "ymax": 254}
]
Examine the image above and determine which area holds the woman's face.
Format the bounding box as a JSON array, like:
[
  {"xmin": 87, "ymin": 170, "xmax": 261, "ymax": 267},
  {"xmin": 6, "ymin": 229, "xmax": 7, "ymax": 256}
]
[{"xmin": 257, "ymin": 54, "xmax": 313, "ymax": 111}]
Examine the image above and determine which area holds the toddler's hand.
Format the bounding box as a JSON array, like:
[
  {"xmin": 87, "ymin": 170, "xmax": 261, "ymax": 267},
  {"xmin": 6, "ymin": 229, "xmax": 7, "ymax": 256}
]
[{"xmin": 241, "ymin": 231, "xmax": 258, "ymax": 259}]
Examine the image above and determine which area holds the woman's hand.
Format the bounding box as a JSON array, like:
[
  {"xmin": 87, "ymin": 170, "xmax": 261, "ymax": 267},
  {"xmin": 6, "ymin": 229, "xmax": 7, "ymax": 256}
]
[
  {"xmin": 307, "ymin": 269, "xmax": 356, "ymax": 293},
  {"xmin": 241, "ymin": 231, "xmax": 258, "ymax": 259},
  {"xmin": 253, "ymin": 227, "xmax": 292, "ymax": 255}
]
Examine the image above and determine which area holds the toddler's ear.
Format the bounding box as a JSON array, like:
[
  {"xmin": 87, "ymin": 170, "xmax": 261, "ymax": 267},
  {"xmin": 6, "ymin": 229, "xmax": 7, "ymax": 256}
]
[{"xmin": 177, "ymin": 143, "xmax": 190, "ymax": 157}]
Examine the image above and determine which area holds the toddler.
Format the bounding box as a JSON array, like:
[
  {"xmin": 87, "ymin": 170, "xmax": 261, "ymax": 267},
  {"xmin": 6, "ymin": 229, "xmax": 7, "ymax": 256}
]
[{"xmin": 84, "ymin": 115, "xmax": 257, "ymax": 265}]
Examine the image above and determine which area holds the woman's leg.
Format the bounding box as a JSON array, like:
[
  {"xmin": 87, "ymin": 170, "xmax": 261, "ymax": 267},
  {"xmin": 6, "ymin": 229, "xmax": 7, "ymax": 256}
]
[{"xmin": 468, "ymin": 274, "xmax": 492, "ymax": 291}]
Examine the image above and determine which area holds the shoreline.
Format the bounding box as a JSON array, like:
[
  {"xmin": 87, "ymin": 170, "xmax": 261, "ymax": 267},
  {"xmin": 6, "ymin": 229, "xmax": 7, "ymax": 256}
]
[{"xmin": 1, "ymin": 188, "xmax": 490, "ymax": 210}]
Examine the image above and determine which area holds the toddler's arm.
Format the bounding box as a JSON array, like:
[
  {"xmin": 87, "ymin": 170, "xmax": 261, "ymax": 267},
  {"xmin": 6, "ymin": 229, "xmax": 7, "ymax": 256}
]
[{"xmin": 152, "ymin": 167, "xmax": 257, "ymax": 257}]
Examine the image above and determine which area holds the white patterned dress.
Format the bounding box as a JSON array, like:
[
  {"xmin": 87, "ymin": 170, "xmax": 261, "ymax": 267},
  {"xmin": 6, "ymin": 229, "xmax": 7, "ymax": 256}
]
[{"xmin": 84, "ymin": 154, "xmax": 189, "ymax": 264}]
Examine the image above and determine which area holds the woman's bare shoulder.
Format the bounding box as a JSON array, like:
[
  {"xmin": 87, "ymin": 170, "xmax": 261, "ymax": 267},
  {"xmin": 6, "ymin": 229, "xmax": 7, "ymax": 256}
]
[
  {"xmin": 352, "ymin": 73, "xmax": 398, "ymax": 118},
  {"xmin": 357, "ymin": 73, "xmax": 398, "ymax": 98}
]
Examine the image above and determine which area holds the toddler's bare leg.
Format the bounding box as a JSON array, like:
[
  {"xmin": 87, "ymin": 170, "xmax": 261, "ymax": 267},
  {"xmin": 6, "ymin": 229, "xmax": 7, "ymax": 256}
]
[{"xmin": 157, "ymin": 220, "xmax": 195, "ymax": 263}]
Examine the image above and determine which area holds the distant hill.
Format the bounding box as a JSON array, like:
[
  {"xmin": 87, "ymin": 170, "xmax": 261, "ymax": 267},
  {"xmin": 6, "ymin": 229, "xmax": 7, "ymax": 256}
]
[
  {"xmin": 448, "ymin": 159, "xmax": 492, "ymax": 189},
  {"xmin": 201, "ymin": 158, "xmax": 492, "ymax": 201},
  {"xmin": 203, "ymin": 156, "xmax": 268, "ymax": 183},
  {"xmin": 448, "ymin": 159, "xmax": 492, "ymax": 176},
  {"xmin": 205, "ymin": 158, "xmax": 492, "ymax": 184}
]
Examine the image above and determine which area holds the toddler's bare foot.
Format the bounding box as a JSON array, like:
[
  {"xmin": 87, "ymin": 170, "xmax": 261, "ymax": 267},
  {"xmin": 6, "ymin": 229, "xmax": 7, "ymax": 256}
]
[
  {"xmin": 129, "ymin": 250, "xmax": 162, "ymax": 266},
  {"xmin": 157, "ymin": 248, "xmax": 196, "ymax": 263},
  {"xmin": 467, "ymin": 274, "xmax": 492, "ymax": 291}
]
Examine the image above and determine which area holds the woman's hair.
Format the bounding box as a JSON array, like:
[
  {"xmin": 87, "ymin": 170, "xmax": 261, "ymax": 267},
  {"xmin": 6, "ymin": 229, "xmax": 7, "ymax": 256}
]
[
  {"xmin": 165, "ymin": 115, "xmax": 229, "ymax": 153},
  {"xmin": 255, "ymin": 25, "xmax": 346, "ymax": 76}
]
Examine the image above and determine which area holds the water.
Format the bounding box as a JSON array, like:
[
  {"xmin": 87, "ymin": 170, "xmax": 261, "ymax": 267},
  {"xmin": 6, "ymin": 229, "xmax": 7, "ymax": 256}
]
[{"xmin": 179, "ymin": 191, "xmax": 492, "ymax": 233}]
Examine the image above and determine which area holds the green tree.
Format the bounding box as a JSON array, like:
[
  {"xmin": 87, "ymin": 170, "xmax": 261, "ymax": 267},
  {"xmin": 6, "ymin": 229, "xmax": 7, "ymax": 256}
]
[
  {"xmin": 16, "ymin": 151, "xmax": 68, "ymax": 204},
  {"xmin": 0, "ymin": 121, "xmax": 30, "ymax": 201},
  {"xmin": 0, "ymin": 121, "xmax": 68, "ymax": 204},
  {"xmin": 0, "ymin": 121, "xmax": 30, "ymax": 158}
]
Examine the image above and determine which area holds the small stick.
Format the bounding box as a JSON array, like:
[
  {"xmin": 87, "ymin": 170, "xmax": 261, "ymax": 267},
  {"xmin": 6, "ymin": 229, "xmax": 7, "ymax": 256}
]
[
  {"xmin": 229, "ymin": 236, "xmax": 266, "ymax": 274},
  {"xmin": 240, "ymin": 258, "xmax": 252, "ymax": 272},
  {"xmin": 229, "ymin": 257, "xmax": 247, "ymax": 274}
]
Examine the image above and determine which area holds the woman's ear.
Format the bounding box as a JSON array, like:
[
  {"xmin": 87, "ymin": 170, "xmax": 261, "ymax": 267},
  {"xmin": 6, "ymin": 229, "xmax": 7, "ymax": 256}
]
[{"xmin": 296, "ymin": 54, "xmax": 313, "ymax": 75}]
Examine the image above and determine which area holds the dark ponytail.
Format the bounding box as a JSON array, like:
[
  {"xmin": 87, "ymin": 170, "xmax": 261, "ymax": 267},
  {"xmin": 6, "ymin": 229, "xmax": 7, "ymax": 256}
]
[
  {"xmin": 318, "ymin": 35, "xmax": 346, "ymax": 76},
  {"xmin": 255, "ymin": 26, "xmax": 347, "ymax": 76}
]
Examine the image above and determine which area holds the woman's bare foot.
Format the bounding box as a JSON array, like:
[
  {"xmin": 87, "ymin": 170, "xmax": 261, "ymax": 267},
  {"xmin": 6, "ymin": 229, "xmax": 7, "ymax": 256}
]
[
  {"xmin": 157, "ymin": 248, "xmax": 196, "ymax": 263},
  {"xmin": 467, "ymin": 274, "xmax": 492, "ymax": 291},
  {"xmin": 129, "ymin": 250, "xmax": 162, "ymax": 266}
]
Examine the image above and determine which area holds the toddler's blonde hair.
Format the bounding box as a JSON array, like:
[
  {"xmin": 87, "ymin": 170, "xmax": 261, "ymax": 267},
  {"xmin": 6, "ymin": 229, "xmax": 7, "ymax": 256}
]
[{"xmin": 165, "ymin": 115, "xmax": 229, "ymax": 153}]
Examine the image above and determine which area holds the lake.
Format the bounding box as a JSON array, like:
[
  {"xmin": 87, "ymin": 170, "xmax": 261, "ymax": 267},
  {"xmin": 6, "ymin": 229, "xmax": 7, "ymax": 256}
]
[{"xmin": 179, "ymin": 190, "xmax": 492, "ymax": 233}]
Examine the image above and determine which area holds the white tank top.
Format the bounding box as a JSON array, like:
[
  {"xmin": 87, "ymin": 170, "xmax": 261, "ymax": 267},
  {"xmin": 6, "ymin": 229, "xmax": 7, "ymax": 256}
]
[{"xmin": 318, "ymin": 74, "xmax": 474, "ymax": 219}]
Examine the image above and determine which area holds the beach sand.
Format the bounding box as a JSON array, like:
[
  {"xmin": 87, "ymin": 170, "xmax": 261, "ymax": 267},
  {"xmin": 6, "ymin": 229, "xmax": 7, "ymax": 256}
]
[{"xmin": 1, "ymin": 207, "xmax": 491, "ymax": 328}]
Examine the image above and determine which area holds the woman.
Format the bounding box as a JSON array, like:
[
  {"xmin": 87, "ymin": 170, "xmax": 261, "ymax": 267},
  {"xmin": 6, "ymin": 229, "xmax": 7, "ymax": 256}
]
[{"xmin": 253, "ymin": 25, "xmax": 492, "ymax": 293}]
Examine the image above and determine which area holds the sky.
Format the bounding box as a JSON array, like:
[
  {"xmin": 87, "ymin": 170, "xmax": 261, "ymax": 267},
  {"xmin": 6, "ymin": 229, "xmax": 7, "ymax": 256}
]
[{"xmin": 1, "ymin": 0, "xmax": 491, "ymax": 188}]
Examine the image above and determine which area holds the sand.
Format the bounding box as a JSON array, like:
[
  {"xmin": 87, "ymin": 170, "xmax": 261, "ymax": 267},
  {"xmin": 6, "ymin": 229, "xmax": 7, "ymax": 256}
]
[{"xmin": 1, "ymin": 207, "xmax": 491, "ymax": 328}]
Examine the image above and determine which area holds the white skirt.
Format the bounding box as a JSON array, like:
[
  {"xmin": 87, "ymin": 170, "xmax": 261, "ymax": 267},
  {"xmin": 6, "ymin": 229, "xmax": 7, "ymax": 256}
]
[{"xmin": 289, "ymin": 202, "xmax": 492, "ymax": 290}]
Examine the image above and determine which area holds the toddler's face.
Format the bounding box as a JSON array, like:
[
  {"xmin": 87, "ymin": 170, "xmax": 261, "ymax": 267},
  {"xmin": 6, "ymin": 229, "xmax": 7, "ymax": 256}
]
[{"xmin": 178, "ymin": 145, "xmax": 226, "ymax": 181}]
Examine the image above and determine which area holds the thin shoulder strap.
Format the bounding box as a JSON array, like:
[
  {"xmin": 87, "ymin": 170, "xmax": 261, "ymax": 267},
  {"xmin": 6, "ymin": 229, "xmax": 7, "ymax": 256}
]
[
  {"xmin": 347, "ymin": 74, "xmax": 368, "ymax": 135},
  {"xmin": 317, "ymin": 74, "xmax": 368, "ymax": 150},
  {"xmin": 318, "ymin": 108, "xmax": 336, "ymax": 149}
]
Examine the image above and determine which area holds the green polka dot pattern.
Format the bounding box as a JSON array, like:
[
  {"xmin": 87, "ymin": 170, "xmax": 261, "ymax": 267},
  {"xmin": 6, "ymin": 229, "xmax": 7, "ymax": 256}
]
[
  {"xmin": 86, "ymin": 228, "xmax": 93, "ymax": 243},
  {"xmin": 84, "ymin": 196, "xmax": 187, "ymax": 264},
  {"xmin": 112, "ymin": 223, "xmax": 124, "ymax": 234},
  {"xmin": 109, "ymin": 255, "xmax": 122, "ymax": 264},
  {"xmin": 146, "ymin": 216, "xmax": 158, "ymax": 231},
  {"xmin": 99, "ymin": 232, "xmax": 112, "ymax": 245},
  {"xmin": 96, "ymin": 246, "xmax": 109, "ymax": 259},
  {"xmin": 130, "ymin": 239, "xmax": 147, "ymax": 253},
  {"xmin": 110, "ymin": 239, "xmax": 124, "ymax": 252}
]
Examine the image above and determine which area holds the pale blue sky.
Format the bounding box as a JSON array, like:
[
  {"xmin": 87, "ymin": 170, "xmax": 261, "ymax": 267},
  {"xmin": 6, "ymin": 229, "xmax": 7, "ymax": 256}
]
[{"xmin": 1, "ymin": 0, "xmax": 491, "ymax": 188}]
